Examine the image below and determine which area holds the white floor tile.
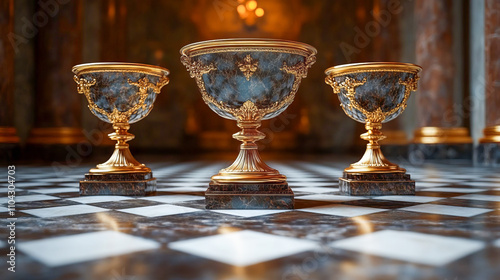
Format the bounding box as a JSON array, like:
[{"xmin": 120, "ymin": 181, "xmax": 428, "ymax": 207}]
[
  {"xmin": 452, "ymin": 194, "xmax": 500, "ymax": 202},
  {"xmin": 289, "ymin": 182, "xmax": 339, "ymax": 188},
  {"xmin": 287, "ymin": 178, "xmax": 334, "ymax": 182},
  {"xmin": 415, "ymin": 182, "xmax": 447, "ymax": 188},
  {"xmin": 461, "ymin": 182, "xmax": 500, "ymax": 188},
  {"xmin": 162, "ymin": 177, "xmax": 210, "ymax": 183},
  {"xmin": 18, "ymin": 231, "xmax": 160, "ymax": 267},
  {"xmin": 0, "ymin": 194, "xmax": 60, "ymax": 204},
  {"xmin": 67, "ymin": 196, "xmax": 133, "ymax": 204},
  {"xmin": 494, "ymin": 238, "xmax": 500, "ymax": 248},
  {"xmin": 330, "ymin": 230, "xmax": 485, "ymax": 266},
  {"xmin": 169, "ymin": 230, "xmax": 318, "ymax": 266},
  {"xmin": 10, "ymin": 182, "xmax": 56, "ymax": 187},
  {"xmin": 160, "ymin": 182, "xmax": 207, "ymax": 187},
  {"xmin": 372, "ymin": 195, "xmax": 444, "ymax": 203},
  {"xmin": 30, "ymin": 187, "xmax": 79, "ymax": 194},
  {"xmin": 211, "ymin": 209, "xmax": 291, "ymax": 218},
  {"xmin": 0, "ymin": 187, "xmax": 22, "ymax": 193},
  {"xmin": 291, "ymin": 187, "xmax": 339, "ymax": 194},
  {"xmin": 22, "ymin": 205, "xmax": 109, "ymax": 218},
  {"xmin": 420, "ymin": 187, "xmax": 487, "ymax": 193},
  {"xmin": 157, "ymin": 184, "xmax": 208, "ymax": 192},
  {"xmin": 118, "ymin": 204, "xmax": 201, "ymax": 217},
  {"xmin": 299, "ymin": 204, "xmax": 387, "ymax": 217},
  {"xmin": 296, "ymin": 194, "xmax": 366, "ymax": 202},
  {"xmin": 418, "ymin": 178, "xmax": 465, "ymax": 183},
  {"xmin": 471, "ymin": 177, "xmax": 500, "ymax": 182},
  {"xmin": 399, "ymin": 204, "xmax": 493, "ymax": 217},
  {"xmin": 140, "ymin": 195, "xmax": 204, "ymax": 203}
]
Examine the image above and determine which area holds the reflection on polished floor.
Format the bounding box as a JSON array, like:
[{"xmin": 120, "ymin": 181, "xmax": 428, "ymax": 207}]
[{"xmin": 1, "ymin": 158, "xmax": 499, "ymax": 280}]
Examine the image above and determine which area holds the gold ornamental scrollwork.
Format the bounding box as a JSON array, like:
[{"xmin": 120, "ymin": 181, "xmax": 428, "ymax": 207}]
[
  {"xmin": 181, "ymin": 54, "xmax": 316, "ymax": 122},
  {"xmin": 74, "ymin": 75, "xmax": 169, "ymax": 123},
  {"xmin": 238, "ymin": 55, "xmax": 258, "ymax": 81},
  {"xmin": 326, "ymin": 73, "xmax": 419, "ymax": 123}
]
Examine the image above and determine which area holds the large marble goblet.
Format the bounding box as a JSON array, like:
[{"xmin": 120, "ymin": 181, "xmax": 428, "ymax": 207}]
[
  {"xmin": 181, "ymin": 39, "xmax": 316, "ymax": 185},
  {"xmin": 325, "ymin": 62, "xmax": 421, "ymax": 174},
  {"xmin": 73, "ymin": 62, "xmax": 169, "ymax": 174}
]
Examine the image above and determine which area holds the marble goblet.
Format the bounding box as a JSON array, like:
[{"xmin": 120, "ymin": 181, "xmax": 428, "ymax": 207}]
[
  {"xmin": 181, "ymin": 39, "xmax": 316, "ymax": 208},
  {"xmin": 325, "ymin": 62, "xmax": 421, "ymax": 195},
  {"xmin": 73, "ymin": 63, "xmax": 169, "ymax": 195}
]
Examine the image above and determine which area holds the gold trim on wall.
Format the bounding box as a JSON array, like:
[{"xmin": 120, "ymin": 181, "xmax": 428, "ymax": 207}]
[
  {"xmin": 27, "ymin": 127, "xmax": 86, "ymax": 145},
  {"xmin": 479, "ymin": 126, "xmax": 500, "ymax": 143},
  {"xmin": 412, "ymin": 127, "xmax": 473, "ymax": 144},
  {"xmin": 0, "ymin": 127, "xmax": 20, "ymax": 144}
]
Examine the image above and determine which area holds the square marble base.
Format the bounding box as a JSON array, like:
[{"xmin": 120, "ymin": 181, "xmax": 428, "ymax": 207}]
[
  {"xmin": 339, "ymin": 172, "xmax": 415, "ymax": 196},
  {"xmin": 80, "ymin": 172, "xmax": 156, "ymax": 196},
  {"xmin": 205, "ymin": 182, "xmax": 294, "ymax": 209}
]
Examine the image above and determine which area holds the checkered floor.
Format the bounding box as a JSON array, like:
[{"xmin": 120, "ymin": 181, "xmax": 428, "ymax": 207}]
[{"xmin": 1, "ymin": 159, "xmax": 500, "ymax": 279}]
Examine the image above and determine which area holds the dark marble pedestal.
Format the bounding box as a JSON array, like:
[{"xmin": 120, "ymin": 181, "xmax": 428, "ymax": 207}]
[
  {"xmin": 339, "ymin": 172, "xmax": 415, "ymax": 196},
  {"xmin": 80, "ymin": 172, "xmax": 156, "ymax": 196},
  {"xmin": 205, "ymin": 182, "xmax": 294, "ymax": 209},
  {"xmin": 475, "ymin": 143, "xmax": 500, "ymax": 167},
  {"xmin": 409, "ymin": 143, "xmax": 473, "ymax": 163}
]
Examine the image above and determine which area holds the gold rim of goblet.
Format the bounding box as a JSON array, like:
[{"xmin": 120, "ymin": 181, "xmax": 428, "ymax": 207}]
[
  {"xmin": 325, "ymin": 62, "xmax": 421, "ymax": 76},
  {"xmin": 72, "ymin": 62, "xmax": 170, "ymax": 76},
  {"xmin": 180, "ymin": 38, "xmax": 317, "ymax": 57}
]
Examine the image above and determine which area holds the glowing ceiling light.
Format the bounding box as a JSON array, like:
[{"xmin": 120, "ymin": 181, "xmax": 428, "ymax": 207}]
[
  {"xmin": 255, "ymin": 7, "xmax": 264, "ymax": 17},
  {"xmin": 246, "ymin": 0, "xmax": 257, "ymax": 11},
  {"xmin": 237, "ymin": 4, "xmax": 246, "ymax": 16}
]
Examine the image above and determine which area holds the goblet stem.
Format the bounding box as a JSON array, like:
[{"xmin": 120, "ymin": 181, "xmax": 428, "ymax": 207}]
[
  {"xmin": 345, "ymin": 121, "xmax": 406, "ymax": 173},
  {"xmin": 211, "ymin": 120, "xmax": 286, "ymax": 183},
  {"xmin": 90, "ymin": 122, "xmax": 150, "ymax": 173}
]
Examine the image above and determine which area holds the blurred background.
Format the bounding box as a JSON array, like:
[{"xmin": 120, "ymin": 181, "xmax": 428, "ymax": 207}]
[{"xmin": 1, "ymin": 0, "xmax": 498, "ymax": 166}]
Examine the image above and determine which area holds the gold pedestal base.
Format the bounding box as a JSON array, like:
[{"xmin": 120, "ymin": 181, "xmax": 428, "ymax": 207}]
[
  {"xmin": 89, "ymin": 122, "xmax": 150, "ymax": 174},
  {"xmin": 480, "ymin": 126, "xmax": 500, "ymax": 143},
  {"xmin": 412, "ymin": 127, "xmax": 472, "ymax": 144},
  {"xmin": 0, "ymin": 127, "xmax": 20, "ymax": 144},
  {"xmin": 27, "ymin": 127, "xmax": 86, "ymax": 145},
  {"xmin": 211, "ymin": 120, "xmax": 286, "ymax": 184},
  {"xmin": 346, "ymin": 122, "xmax": 405, "ymax": 173}
]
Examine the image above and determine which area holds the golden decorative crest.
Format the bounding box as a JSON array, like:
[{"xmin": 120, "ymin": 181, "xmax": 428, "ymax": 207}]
[
  {"xmin": 238, "ymin": 55, "xmax": 258, "ymax": 81},
  {"xmin": 227, "ymin": 100, "xmax": 262, "ymax": 121}
]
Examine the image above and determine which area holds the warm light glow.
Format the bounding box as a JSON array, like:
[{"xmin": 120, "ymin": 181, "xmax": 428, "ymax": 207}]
[
  {"xmin": 351, "ymin": 216, "xmax": 373, "ymax": 234},
  {"xmin": 246, "ymin": 0, "xmax": 257, "ymax": 11},
  {"xmin": 96, "ymin": 213, "xmax": 119, "ymax": 231},
  {"xmin": 237, "ymin": 4, "xmax": 246, "ymax": 16},
  {"xmin": 255, "ymin": 7, "xmax": 264, "ymax": 17}
]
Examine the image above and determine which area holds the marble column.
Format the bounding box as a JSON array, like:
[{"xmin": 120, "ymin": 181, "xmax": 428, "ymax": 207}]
[
  {"xmin": 0, "ymin": 0, "xmax": 20, "ymax": 145},
  {"xmin": 480, "ymin": 0, "xmax": 500, "ymax": 143},
  {"xmin": 27, "ymin": 1, "xmax": 86, "ymax": 147},
  {"xmin": 411, "ymin": 0, "xmax": 471, "ymax": 160},
  {"xmin": 476, "ymin": 0, "xmax": 500, "ymax": 166}
]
